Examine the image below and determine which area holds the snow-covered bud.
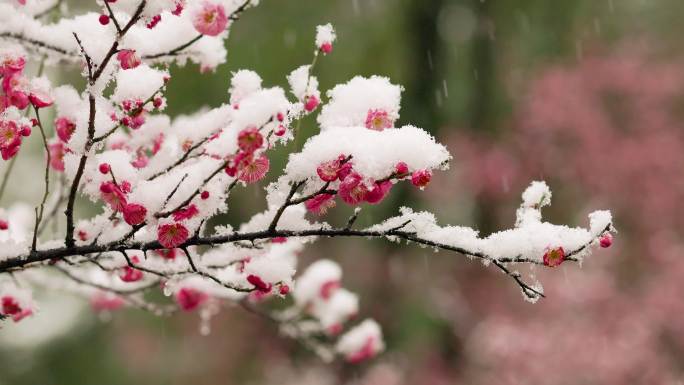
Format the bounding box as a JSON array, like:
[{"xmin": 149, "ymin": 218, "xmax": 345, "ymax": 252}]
[
  {"xmin": 304, "ymin": 95, "xmax": 320, "ymax": 112},
  {"xmin": 247, "ymin": 274, "xmax": 272, "ymax": 293},
  {"xmin": 336, "ymin": 319, "xmax": 384, "ymax": 364},
  {"xmin": 320, "ymin": 42, "xmax": 332, "ymax": 54},
  {"xmin": 411, "ymin": 169, "xmax": 432, "ymax": 188},
  {"xmin": 28, "ymin": 77, "xmax": 53, "ymax": 108},
  {"xmin": 0, "ymin": 49, "xmax": 26, "ymax": 76},
  {"xmin": 599, "ymin": 233, "xmax": 613, "ymax": 248},
  {"xmin": 315, "ymin": 23, "xmax": 336, "ymax": 54},
  {"xmin": 176, "ymin": 287, "xmax": 208, "ymax": 312},
  {"xmin": 91, "ymin": 293, "xmax": 125, "ymax": 312},
  {"xmin": 55, "ymin": 117, "xmax": 75, "ymax": 143},
  {"xmin": 365, "ymin": 180, "xmax": 392, "ymax": 204},
  {"xmin": 119, "ymin": 257, "xmax": 143, "ymax": 282},
  {"xmin": 116, "ymin": 49, "xmax": 141, "ymax": 70},
  {"xmin": 395, "ymin": 161, "xmax": 409, "ymax": 175},
  {"xmin": 98, "ymin": 163, "xmax": 111, "ymax": 174},
  {"xmin": 146, "ymin": 14, "xmax": 162, "ymax": 29},
  {"xmin": 48, "ymin": 142, "xmax": 65, "ymax": 171}
]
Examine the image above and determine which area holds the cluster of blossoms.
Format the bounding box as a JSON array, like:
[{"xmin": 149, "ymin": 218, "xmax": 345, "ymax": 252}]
[
  {"xmin": 0, "ymin": 0, "xmax": 614, "ymax": 365},
  {"xmin": 291, "ymin": 260, "xmax": 384, "ymax": 362},
  {"xmin": 0, "ymin": 47, "xmax": 53, "ymax": 160}
]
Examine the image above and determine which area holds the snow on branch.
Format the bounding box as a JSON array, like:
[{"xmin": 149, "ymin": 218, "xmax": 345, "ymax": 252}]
[{"xmin": 0, "ymin": 0, "xmax": 615, "ymax": 364}]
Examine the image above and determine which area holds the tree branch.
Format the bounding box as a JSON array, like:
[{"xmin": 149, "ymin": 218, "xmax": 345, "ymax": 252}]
[{"xmin": 30, "ymin": 106, "xmax": 51, "ymax": 252}]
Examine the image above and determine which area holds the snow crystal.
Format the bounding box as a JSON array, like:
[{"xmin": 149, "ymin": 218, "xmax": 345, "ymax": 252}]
[
  {"xmin": 293, "ymin": 259, "xmax": 342, "ymax": 307},
  {"xmin": 285, "ymin": 125, "xmax": 450, "ymax": 182},
  {"xmin": 368, "ymin": 181, "xmax": 613, "ymax": 264},
  {"xmin": 335, "ymin": 319, "xmax": 384, "ymax": 356},
  {"xmin": 318, "ymin": 76, "xmax": 402, "ymax": 130},
  {"xmin": 229, "ymin": 69, "xmax": 262, "ymax": 105},
  {"xmin": 287, "ymin": 65, "xmax": 318, "ymax": 101},
  {"xmin": 315, "ymin": 23, "xmax": 336, "ymax": 48},
  {"xmin": 112, "ymin": 64, "xmax": 168, "ymax": 104},
  {"xmin": 311, "ymin": 288, "xmax": 358, "ymax": 330}
]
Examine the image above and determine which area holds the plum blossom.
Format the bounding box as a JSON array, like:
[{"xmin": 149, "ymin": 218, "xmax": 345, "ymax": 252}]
[
  {"xmin": 176, "ymin": 287, "xmax": 209, "ymax": 311},
  {"xmin": 119, "ymin": 256, "xmax": 144, "ymax": 282},
  {"xmin": 305, "ymin": 193, "xmax": 336, "ymax": 215},
  {"xmin": 158, "ymin": 223, "xmax": 190, "ymax": 248},
  {"xmin": 543, "ymin": 246, "xmax": 565, "ymax": 267},
  {"xmin": 237, "ymin": 126, "xmax": 264, "ymax": 153},
  {"xmin": 122, "ymin": 203, "xmax": 147, "ymax": 225},
  {"xmin": 55, "ymin": 117, "xmax": 76, "ymax": 143},
  {"xmin": 100, "ymin": 181, "xmax": 128, "ymax": 212},
  {"xmin": 48, "ymin": 142, "xmax": 66, "ymax": 171},
  {"xmin": 237, "ymin": 154, "xmax": 270, "ymax": 183},
  {"xmin": 192, "ymin": 1, "xmax": 228, "ymax": 36},
  {"xmin": 364, "ymin": 109, "xmax": 393, "ymax": 131},
  {"xmin": 1, "ymin": 295, "xmax": 33, "ymax": 322},
  {"xmin": 0, "ymin": 119, "xmax": 22, "ymax": 160},
  {"xmin": 91, "ymin": 293, "xmax": 125, "ymax": 312},
  {"xmin": 338, "ymin": 172, "xmax": 369, "ymax": 205},
  {"xmin": 411, "ymin": 169, "xmax": 431, "ymax": 188},
  {"xmin": 173, "ymin": 204, "xmax": 199, "ymax": 221}
]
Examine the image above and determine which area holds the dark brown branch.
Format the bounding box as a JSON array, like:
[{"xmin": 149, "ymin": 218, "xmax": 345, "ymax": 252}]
[
  {"xmin": 182, "ymin": 247, "xmax": 198, "ymax": 272},
  {"xmin": 65, "ymin": 1, "xmax": 147, "ymax": 247},
  {"xmin": 72, "ymin": 33, "xmax": 93, "ymax": 81},
  {"xmin": 142, "ymin": 34, "xmax": 203, "ymax": 59},
  {"xmin": 268, "ymin": 181, "xmax": 305, "ymax": 231},
  {"xmin": 147, "ymin": 133, "xmax": 215, "ymax": 180},
  {"xmin": 90, "ymin": 0, "xmax": 146, "ymax": 83},
  {"xmin": 64, "ymin": 94, "xmax": 95, "ymax": 247},
  {"xmin": 492, "ymin": 260, "xmax": 545, "ymax": 299},
  {"xmin": 229, "ymin": 0, "xmax": 253, "ymax": 21},
  {"xmin": 0, "ymin": 223, "xmax": 612, "ymax": 300},
  {"xmin": 0, "ymin": 33, "xmax": 74, "ymax": 57},
  {"xmin": 162, "ymin": 173, "xmax": 189, "ymax": 207},
  {"xmin": 103, "ymin": 0, "xmax": 123, "ymax": 34},
  {"xmin": 155, "ymin": 159, "xmax": 230, "ymax": 218}
]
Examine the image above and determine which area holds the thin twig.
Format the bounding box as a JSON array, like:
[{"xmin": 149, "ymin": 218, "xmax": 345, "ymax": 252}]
[{"xmin": 31, "ymin": 106, "xmax": 51, "ymax": 252}]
